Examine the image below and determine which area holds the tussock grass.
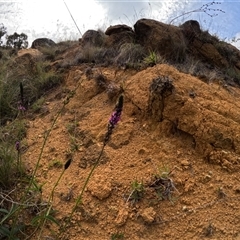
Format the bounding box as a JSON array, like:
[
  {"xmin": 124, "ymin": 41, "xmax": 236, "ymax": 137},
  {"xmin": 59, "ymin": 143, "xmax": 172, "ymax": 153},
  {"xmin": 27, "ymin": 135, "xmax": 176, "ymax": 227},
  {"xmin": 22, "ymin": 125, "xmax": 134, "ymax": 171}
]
[
  {"xmin": 114, "ymin": 42, "xmax": 145, "ymax": 65},
  {"xmin": 0, "ymin": 143, "xmax": 18, "ymax": 189},
  {"xmin": 0, "ymin": 55, "xmax": 64, "ymax": 125}
]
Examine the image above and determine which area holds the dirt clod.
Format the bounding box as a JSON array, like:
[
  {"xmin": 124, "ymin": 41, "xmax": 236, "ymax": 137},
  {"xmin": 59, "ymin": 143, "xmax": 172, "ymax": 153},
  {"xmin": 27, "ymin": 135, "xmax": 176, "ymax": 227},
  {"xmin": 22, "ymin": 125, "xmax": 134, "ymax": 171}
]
[{"xmin": 140, "ymin": 207, "xmax": 156, "ymax": 224}]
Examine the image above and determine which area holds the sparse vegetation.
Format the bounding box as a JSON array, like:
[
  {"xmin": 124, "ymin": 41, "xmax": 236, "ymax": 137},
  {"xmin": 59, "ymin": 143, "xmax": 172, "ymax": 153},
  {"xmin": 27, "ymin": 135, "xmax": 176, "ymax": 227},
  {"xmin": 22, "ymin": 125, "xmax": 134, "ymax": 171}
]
[
  {"xmin": 126, "ymin": 179, "xmax": 145, "ymax": 203},
  {"xmin": 31, "ymin": 97, "xmax": 45, "ymax": 113},
  {"xmin": 0, "ymin": 2, "xmax": 239, "ymax": 238},
  {"xmin": 66, "ymin": 119, "xmax": 81, "ymax": 153},
  {"xmin": 149, "ymin": 166, "xmax": 178, "ymax": 202},
  {"xmin": 111, "ymin": 232, "xmax": 125, "ymax": 240},
  {"xmin": 0, "ymin": 56, "xmax": 80, "ymax": 238},
  {"xmin": 49, "ymin": 159, "xmax": 63, "ymax": 169},
  {"xmin": 114, "ymin": 42, "xmax": 145, "ymax": 66},
  {"xmin": 143, "ymin": 50, "xmax": 159, "ymax": 67},
  {"xmin": 0, "ymin": 143, "xmax": 19, "ymax": 189},
  {"xmin": 0, "ymin": 54, "xmax": 64, "ymax": 125}
]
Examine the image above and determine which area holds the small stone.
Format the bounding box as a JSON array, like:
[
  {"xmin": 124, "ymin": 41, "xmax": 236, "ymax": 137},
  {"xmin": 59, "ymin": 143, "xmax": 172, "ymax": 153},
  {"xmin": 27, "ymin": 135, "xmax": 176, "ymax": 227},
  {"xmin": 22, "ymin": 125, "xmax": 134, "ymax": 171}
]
[
  {"xmin": 234, "ymin": 185, "xmax": 240, "ymax": 194},
  {"xmin": 202, "ymin": 174, "xmax": 212, "ymax": 183},
  {"xmin": 138, "ymin": 148, "xmax": 146, "ymax": 155},
  {"xmin": 143, "ymin": 158, "xmax": 151, "ymax": 164},
  {"xmin": 182, "ymin": 206, "xmax": 188, "ymax": 211},
  {"xmin": 115, "ymin": 208, "xmax": 128, "ymax": 226},
  {"xmin": 205, "ymin": 174, "xmax": 212, "ymax": 180},
  {"xmin": 88, "ymin": 176, "xmax": 112, "ymax": 200},
  {"xmin": 181, "ymin": 159, "xmax": 190, "ymax": 166}
]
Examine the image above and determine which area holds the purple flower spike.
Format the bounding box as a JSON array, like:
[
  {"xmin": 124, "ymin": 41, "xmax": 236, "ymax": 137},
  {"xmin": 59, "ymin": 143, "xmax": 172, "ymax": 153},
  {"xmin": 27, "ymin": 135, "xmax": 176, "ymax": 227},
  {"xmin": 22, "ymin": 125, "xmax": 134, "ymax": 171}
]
[
  {"xmin": 104, "ymin": 95, "xmax": 123, "ymax": 145},
  {"xmin": 109, "ymin": 110, "xmax": 121, "ymax": 127},
  {"xmin": 15, "ymin": 141, "xmax": 20, "ymax": 151}
]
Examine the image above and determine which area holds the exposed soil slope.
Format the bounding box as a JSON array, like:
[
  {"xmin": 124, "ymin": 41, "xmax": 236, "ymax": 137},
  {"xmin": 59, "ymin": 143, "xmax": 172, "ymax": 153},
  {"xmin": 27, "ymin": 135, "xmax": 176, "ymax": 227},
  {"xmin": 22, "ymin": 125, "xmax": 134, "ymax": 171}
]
[{"xmin": 23, "ymin": 63, "xmax": 240, "ymax": 240}]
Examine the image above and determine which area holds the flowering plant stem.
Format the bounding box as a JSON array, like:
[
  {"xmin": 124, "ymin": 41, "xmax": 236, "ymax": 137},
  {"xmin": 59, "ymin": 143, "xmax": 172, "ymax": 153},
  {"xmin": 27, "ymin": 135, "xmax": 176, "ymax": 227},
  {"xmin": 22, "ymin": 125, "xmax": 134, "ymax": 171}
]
[
  {"xmin": 11, "ymin": 81, "xmax": 82, "ymax": 239},
  {"xmin": 72, "ymin": 143, "xmax": 105, "ymax": 214},
  {"xmin": 37, "ymin": 168, "xmax": 65, "ymax": 240},
  {"xmin": 26, "ymin": 81, "xmax": 81, "ymax": 195},
  {"xmin": 60, "ymin": 95, "xmax": 123, "ymax": 239},
  {"xmin": 37, "ymin": 158, "xmax": 72, "ymax": 239},
  {"xmin": 60, "ymin": 143, "xmax": 106, "ymax": 239}
]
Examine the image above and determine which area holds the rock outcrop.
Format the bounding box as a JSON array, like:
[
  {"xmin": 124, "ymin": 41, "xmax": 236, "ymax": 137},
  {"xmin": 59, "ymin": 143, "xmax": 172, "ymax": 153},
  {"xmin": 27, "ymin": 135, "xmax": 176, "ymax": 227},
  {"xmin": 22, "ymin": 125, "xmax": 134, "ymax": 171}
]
[
  {"xmin": 104, "ymin": 24, "xmax": 135, "ymax": 48},
  {"xmin": 80, "ymin": 30, "xmax": 104, "ymax": 47},
  {"xmin": 31, "ymin": 38, "xmax": 56, "ymax": 49},
  {"xmin": 134, "ymin": 18, "xmax": 187, "ymax": 62}
]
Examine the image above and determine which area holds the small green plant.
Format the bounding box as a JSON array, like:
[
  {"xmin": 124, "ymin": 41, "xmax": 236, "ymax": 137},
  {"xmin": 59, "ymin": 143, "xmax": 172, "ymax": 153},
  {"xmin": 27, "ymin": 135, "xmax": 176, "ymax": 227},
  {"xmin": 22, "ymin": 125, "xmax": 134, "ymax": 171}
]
[
  {"xmin": 34, "ymin": 61, "xmax": 64, "ymax": 94},
  {"xmin": 0, "ymin": 204, "xmax": 24, "ymax": 239},
  {"xmin": 49, "ymin": 159, "xmax": 63, "ymax": 169},
  {"xmin": 0, "ymin": 119, "xmax": 27, "ymax": 145},
  {"xmin": 149, "ymin": 166, "xmax": 178, "ymax": 202},
  {"xmin": 143, "ymin": 50, "xmax": 159, "ymax": 67},
  {"xmin": 66, "ymin": 121, "xmax": 79, "ymax": 135},
  {"xmin": 31, "ymin": 97, "xmax": 45, "ymax": 113},
  {"xmin": 111, "ymin": 232, "xmax": 124, "ymax": 240},
  {"xmin": 80, "ymin": 44, "xmax": 105, "ymax": 63},
  {"xmin": 66, "ymin": 119, "xmax": 81, "ymax": 153},
  {"xmin": 69, "ymin": 136, "xmax": 79, "ymax": 152},
  {"xmin": 126, "ymin": 179, "xmax": 145, "ymax": 203}
]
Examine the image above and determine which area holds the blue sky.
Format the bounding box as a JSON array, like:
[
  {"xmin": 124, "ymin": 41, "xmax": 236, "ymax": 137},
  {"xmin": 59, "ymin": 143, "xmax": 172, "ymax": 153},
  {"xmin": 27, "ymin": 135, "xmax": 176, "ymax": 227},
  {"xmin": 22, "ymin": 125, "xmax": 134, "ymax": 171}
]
[{"xmin": 0, "ymin": 0, "xmax": 240, "ymax": 49}]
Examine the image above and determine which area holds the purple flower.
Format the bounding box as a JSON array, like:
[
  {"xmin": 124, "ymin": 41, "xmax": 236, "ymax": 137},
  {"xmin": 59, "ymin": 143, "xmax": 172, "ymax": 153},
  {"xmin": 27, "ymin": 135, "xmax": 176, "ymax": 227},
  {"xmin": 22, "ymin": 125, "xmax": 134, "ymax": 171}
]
[
  {"xmin": 109, "ymin": 110, "xmax": 121, "ymax": 127},
  {"xmin": 104, "ymin": 95, "xmax": 123, "ymax": 144},
  {"xmin": 18, "ymin": 105, "xmax": 26, "ymax": 111},
  {"xmin": 15, "ymin": 141, "xmax": 20, "ymax": 151}
]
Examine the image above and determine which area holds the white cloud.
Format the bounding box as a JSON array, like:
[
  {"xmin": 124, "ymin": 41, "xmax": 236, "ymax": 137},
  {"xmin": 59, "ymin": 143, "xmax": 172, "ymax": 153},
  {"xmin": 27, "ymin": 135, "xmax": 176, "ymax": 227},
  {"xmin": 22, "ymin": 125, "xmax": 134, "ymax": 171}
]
[{"xmin": 1, "ymin": 0, "xmax": 106, "ymax": 44}]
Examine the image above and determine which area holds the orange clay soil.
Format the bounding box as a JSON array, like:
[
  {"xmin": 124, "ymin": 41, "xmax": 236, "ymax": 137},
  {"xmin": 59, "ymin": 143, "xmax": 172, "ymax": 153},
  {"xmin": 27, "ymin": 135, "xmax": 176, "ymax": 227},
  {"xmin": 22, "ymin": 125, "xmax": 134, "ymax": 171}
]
[{"xmin": 23, "ymin": 64, "xmax": 240, "ymax": 240}]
